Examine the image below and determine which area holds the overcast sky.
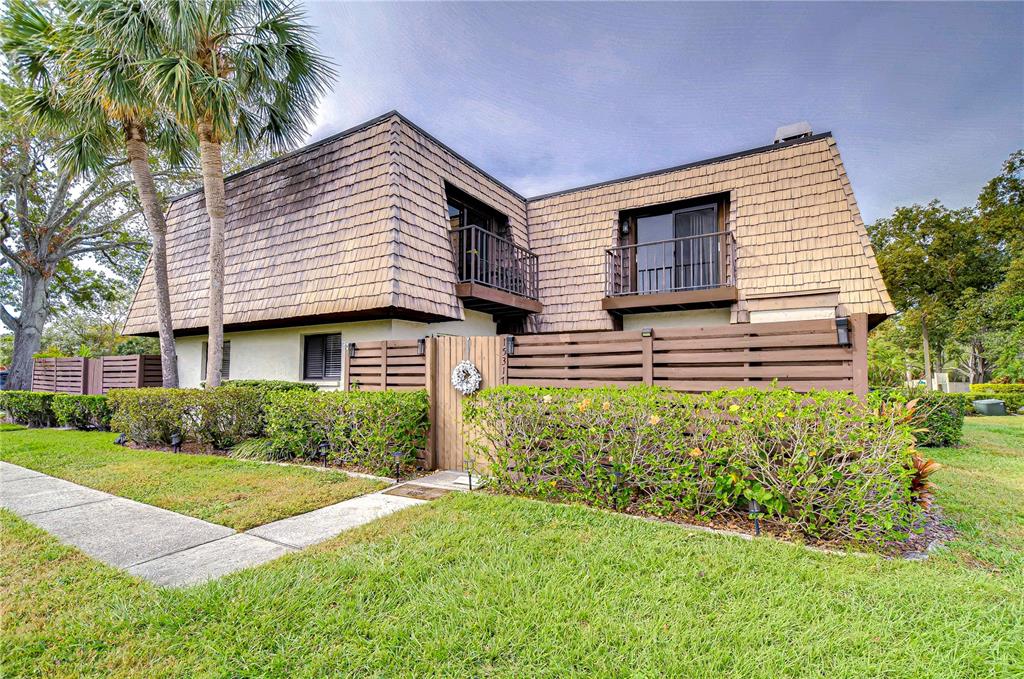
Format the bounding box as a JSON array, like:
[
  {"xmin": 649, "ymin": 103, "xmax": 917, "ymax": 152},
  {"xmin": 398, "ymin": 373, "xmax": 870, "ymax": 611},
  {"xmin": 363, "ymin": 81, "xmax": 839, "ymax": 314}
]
[{"xmin": 303, "ymin": 1, "xmax": 1023, "ymax": 224}]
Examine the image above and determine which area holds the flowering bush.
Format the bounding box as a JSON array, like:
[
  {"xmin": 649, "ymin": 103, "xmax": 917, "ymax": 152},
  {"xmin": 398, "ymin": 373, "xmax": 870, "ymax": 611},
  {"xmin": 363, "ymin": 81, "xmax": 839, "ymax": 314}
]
[{"xmin": 464, "ymin": 386, "xmax": 922, "ymax": 545}]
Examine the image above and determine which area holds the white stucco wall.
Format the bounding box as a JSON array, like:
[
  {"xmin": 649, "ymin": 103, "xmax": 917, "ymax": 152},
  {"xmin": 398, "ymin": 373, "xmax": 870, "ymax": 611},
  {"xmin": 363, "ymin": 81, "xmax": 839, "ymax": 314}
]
[
  {"xmin": 174, "ymin": 310, "xmax": 498, "ymax": 389},
  {"xmin": 749, "ymin": 307, "xmax": 836, "ymax": 324},
  {"xmin": 621, "ymin": 309, "xmax": 731, "ymax": 331}
]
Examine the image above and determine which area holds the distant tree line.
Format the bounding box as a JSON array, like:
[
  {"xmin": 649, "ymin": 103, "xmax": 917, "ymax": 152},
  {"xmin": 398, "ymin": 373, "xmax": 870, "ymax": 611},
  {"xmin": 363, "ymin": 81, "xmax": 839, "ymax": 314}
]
[{"xmin": 868, "ymin": 150, "xmax": 1024, "ymax": 387}]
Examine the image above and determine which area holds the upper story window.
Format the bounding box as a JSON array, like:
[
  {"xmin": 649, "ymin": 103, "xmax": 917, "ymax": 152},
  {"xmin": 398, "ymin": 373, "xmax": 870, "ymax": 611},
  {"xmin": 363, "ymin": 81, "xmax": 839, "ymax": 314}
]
[
  {"xmin": 618, "ymin": 195, "xmax": 727, "ymax": 293},
  {"xmin": 445, "ymin": 184, "xmax": 509, "ymax": 237},
  {"xmin": 303, "ymin": 333, "xmax": 342, "ymax": 380}
]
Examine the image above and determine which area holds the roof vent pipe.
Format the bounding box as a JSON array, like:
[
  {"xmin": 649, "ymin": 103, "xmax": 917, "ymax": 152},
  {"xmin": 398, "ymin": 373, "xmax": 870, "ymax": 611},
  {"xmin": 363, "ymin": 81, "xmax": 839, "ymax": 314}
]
[{"xmin": 774, "ymin": 122, "xmax": 813, "ymax": 144}]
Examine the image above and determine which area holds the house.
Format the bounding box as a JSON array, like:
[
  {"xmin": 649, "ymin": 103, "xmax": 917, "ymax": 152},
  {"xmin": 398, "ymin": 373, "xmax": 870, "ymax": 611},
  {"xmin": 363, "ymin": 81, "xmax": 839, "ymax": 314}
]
[{"xmin": 123, "ymin": 111, "xmax": 893, "ymax": 388}]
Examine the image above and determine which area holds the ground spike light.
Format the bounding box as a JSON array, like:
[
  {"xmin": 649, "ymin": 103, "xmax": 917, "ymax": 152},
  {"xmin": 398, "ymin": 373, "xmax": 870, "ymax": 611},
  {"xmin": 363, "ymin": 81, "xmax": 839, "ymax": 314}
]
[
  {"xmin": 170, "ymin": 433, "xmax": 182, "ymax": 454},
  {"xmin": 393, "ymin": 450, "xmax": 403, "ymax": 484},
  {"xmin": 748, "ymin": 498, "xmax": 762, "ymax": 536},
  {"xmin": 317, "ymin": 440, "xmax": 330, "ymax": 467}
]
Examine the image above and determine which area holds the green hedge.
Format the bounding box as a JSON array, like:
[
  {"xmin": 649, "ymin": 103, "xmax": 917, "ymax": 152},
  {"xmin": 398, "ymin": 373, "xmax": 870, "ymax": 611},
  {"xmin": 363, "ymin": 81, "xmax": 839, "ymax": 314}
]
[
  {"xmin": 52, "ymin": 395, "xmax": 112, "ymax": 431},
  {"xmin": 961, "ymin": 391, "xmax": 1024, "ymax": 414},
  {"xmin": 870, "ymin": 388, "xmax": 967, "ymax": 447},
  {"xmin": 969, "ymin": 383, "xmax": 1024, "ymax": 394},
  {"xmin": 223, "ymin": 379, "xmax": 319, "ymax": 393},
  {"xmin": 264, "ymin": 390, "xmax": 429, "ymax": 475},
  {"xmin": 0, "ymin": 391, "xmax": 55, "ymax": 427},
  {"xmin": 464, "ymin": 386, "xmax": 921, "ymax": 545},
  {"xmin": 108, "ymin": 387, "xmax": 265, "ymax": 448}
]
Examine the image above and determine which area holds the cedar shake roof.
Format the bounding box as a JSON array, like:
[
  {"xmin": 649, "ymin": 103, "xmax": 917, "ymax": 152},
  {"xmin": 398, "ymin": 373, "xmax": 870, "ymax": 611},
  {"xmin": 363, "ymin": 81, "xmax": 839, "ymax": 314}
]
[
  {"xmin": 524, "ymin": 134, "xmax": 894, "ymax": 332},
  {"xmin": 123, "ymin": 112, "xmax": 528, "ymax": 335},
  {"xmin": 124, "ymin": 111, "xmax": 892, "ymax": 336}
]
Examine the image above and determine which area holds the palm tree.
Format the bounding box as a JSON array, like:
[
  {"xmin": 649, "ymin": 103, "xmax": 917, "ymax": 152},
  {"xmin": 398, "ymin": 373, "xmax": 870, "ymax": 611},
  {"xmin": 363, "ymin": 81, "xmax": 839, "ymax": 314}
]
[
  {"xmin": 144, "ymin": 0, "xmax": 333, "ymax": 387},
  {"xmin": 2, "ymin": 0, "xmax": 189, "ymax": 387}
]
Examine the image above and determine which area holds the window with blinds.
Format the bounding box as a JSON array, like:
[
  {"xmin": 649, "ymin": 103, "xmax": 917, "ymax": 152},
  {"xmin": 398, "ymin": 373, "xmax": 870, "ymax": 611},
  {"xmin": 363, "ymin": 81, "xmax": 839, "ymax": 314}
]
[
  {"xmin": 304, "ymin": 333, "xmax": 342, "ymax": 380},
  {"xmin": 201, "ymin": 341, "xmax": 231, "ymax": 381}
]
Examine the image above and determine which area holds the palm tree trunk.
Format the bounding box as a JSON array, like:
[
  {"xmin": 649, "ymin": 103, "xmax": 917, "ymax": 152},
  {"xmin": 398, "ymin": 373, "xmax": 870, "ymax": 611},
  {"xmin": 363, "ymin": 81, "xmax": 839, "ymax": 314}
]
[
  {"xmin": 125, "ymin": 122, "xmax": 178, "ymax": 387},
  {"xmin": 198, "ymin": 119, "xmax": 226, "ymax": 388}
]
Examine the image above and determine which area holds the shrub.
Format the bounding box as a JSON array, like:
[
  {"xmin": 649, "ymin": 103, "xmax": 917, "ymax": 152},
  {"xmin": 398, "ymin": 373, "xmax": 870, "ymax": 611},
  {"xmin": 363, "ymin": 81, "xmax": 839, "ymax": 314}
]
[
  {"xmin": 223, "ymin": 379, "xmax": 318, "ymax": 393},
  {"xmin": 0, "ymin": 391, "xmax": 56, "ymax": 427},
  {"xmin": 52, "ymin": 395, "xmax": 112, "ymax": 430},
  {"xmin": 969, "ymin": 383, "xmax": 1024, "ymax": 394},
  {"xmin": 108, "ymin": 386, "xmax": 265, "ymax": 448},
  {"xmin": 464, "ymin": 386, "xmax": 922, "ymax": 545},
  {"xmin": 957, "ymin": 389, "xmax": 1024, "ymax": 414},
  {"xmin": 265, "ymin": 389, "xmax": 429, "ymax": 475},
  {"xmin": 870, "ymin": 388, "xmax": 967, "ymax": 447},
  {"xmin": 108, "ymin": 388, "xmax": 199, "ymax": 445}
]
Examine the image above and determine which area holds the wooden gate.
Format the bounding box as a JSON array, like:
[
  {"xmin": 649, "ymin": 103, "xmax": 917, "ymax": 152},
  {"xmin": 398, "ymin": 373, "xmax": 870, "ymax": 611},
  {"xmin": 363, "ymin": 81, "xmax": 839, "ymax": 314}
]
[{"xmin": 431, "ymin": 335, "xmax": 505, "ymax": 471}]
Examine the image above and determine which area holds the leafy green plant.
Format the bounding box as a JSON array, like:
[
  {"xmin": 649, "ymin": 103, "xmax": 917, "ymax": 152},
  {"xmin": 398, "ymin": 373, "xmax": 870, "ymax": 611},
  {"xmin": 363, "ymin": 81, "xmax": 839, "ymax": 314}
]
[
  {"xmin": 0, "ymin": 391, "xmax": 56, "ymax": 428},
  {"xmin": 52, "ymin": 395, "xmax": 112, "ymax": 431},
  {"xmin": 871, "ymin": 388, "xmax": 968, "ymax": 446},
  {"xmin": 264, "ymin": 390, "xmax": 429, "ymax": 475},
  {"xmin": 223, "ymin": 380, "xmax": 319, "ymax": 392},
  {"xmin": 464, "ymin": 386, "xmax": 922, "ymax": 545},
  {"xmin": 108, "ymin": 386, "xmax": 266, "ymax": 448}
]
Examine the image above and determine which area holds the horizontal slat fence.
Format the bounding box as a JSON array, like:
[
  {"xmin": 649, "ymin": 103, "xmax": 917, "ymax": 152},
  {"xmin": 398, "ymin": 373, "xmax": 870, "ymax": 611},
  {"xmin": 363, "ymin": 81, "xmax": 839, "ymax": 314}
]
[
  {"xmin": 31, "ymin": 355, "xmax": 162, "ymax": 394},
  {"xmin": 345, "ymin": 315, "xmax": 867, "ymax": 471},
  {"xmin": 101, "ymin": 355, "xmax": 163, "ymax": 392},
  {"xmin": 345, "ymin": 339, "xmax": 427, "ymax": 391},
  {"xmin": 507, "ymin": 318, "xmax": 864, "ymax": 393}
]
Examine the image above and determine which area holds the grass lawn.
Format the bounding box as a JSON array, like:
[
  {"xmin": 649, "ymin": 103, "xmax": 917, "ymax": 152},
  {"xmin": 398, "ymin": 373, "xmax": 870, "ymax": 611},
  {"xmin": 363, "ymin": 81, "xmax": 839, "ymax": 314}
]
[
  {"xmin": 0, "ymin": 428, "xmax": 387, "ymax": 530},
  {"xmin": 2, "ymin": 419, "xmax": 1022, "ymax": 677}
]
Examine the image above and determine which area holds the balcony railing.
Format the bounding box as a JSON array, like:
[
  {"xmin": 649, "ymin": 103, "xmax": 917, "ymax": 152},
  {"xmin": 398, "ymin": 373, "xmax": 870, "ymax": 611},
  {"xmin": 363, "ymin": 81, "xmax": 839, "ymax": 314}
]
[
  {"xmin": 606, "ymin": 231, "xmax": 736, "ymax": 297},
  {"xmin": 452, "ymin": 225, "xmax": 539, "ymax": 301}
]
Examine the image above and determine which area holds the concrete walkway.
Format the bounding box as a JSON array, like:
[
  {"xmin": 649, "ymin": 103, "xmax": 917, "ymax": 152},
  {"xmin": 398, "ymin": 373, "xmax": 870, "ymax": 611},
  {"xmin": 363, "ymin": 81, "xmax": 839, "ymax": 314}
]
[{"xmin": 0, "ymin": 461, "xmax": 462, "ymax": 588}]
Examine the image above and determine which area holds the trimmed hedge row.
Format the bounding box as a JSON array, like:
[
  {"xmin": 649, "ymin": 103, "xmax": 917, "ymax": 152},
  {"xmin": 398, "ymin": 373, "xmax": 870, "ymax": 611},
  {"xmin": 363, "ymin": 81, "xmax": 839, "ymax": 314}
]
[
  {"xmin": 108, "ymin": 387, "xmax": 265, "ymax": 449},
  {"xmin": 869, "ymin": 388, "xmax": 967, "ymax": 447},
  {"xmin": 969, "ymin": 383, "xmax": 1024, "ymax": 394},
  {"xmin": 53, "ymin": 395, "xmax": 112, "ymax": 430},
  {"xmin": 223, "ymin": 379, "xmax": 318, "ymax": 393},
  {"xmin": 0, "ymin": 391, "xmax": 56, "ymax": 427},
  {"xmin": 464, "ymin": 386, "xmax": 922, "ymax": 545},
  {"xmin": 961, "ymin": 391, "xmax": 1024, "ymax": 414},
  {"xmin": 264, "ymin": 390, "xmax": 429, "ymax": 475}
]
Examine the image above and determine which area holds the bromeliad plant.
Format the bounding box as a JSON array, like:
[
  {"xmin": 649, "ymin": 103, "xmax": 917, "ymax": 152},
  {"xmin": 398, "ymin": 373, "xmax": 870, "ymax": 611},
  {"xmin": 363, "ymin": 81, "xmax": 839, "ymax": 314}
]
[{"xmin": 464, "ymin": 386, "xmax": 924, "ymax": 545}]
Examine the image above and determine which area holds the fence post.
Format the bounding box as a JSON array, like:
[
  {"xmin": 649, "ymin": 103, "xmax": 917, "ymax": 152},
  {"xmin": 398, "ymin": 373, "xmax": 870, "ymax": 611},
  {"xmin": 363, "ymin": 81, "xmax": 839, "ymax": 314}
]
[
  {"xmin": 641, "ymin": 328, "xmax": 654, "ymax": 385},
  {"xmin": 380, "ymin": 340, "xmax": 389, "ymax": 391},
  {"xmin": 851, "ymin": 313, "xmax": 869, "ymax": 397},
  {"xmin": 342, "ymin": 342, "xmax": 352, "ymax": 392},
  {"xmin": 424, "ymin": 337, "xmax": 437, "ymax": 470}
]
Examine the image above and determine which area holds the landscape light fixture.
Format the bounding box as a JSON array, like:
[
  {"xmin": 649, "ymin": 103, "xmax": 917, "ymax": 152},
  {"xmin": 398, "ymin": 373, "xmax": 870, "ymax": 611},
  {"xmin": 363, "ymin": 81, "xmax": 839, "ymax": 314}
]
[
  {"xmin": 114, "ymin": 433, "xmax": 127, "ymax": 446},
  {"xmin": 392, "ymin": 450, "xmax": 403, "ymax": 483},
  {"xmin": 317, "ymin": 440, "xmax": 330, "ymax": 467},
  {"xmin": 170, "ymin": 433, "xmax": 182, "ymax": 454},
  {"xmin": 748, "ymin": 498, "xmax": 762, "ymax": 536}
]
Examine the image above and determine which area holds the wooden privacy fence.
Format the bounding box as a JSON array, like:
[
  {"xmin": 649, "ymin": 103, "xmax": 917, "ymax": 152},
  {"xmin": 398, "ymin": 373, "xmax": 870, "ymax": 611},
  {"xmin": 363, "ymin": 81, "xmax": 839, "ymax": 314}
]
[
  {"xmin": 31, "ymin": 355, "xmax": 162, "ymax": 395},
  {"xmin": 345, "ymin": 315, "xmax": 868, "ymax": 471},
  {"xmin": 506, "ymin": 317, "xmax": 866, "ymax": 393}
]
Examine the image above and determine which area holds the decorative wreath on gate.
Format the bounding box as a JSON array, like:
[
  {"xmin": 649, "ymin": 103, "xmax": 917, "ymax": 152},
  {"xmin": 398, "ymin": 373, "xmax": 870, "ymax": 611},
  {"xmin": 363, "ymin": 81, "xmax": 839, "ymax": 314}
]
[{"xmin": 451, "ymin": 360, "xmax": 483, "ymax": 395}]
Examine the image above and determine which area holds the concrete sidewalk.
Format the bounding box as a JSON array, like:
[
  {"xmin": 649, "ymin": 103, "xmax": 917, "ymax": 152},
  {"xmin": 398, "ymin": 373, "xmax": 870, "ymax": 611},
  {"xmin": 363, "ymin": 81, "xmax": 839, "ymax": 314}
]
[{"xmin": 0, "ymin": 461, "xmax": 433, "ymax": 588}]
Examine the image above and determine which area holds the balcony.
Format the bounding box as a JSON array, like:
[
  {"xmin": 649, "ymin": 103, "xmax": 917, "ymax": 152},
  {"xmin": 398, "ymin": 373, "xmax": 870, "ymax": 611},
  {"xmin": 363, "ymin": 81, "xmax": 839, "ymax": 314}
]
[
  {"xmin": 452, "ymin": 225, "xmax": 542, "ymax": 317},
  {"xmin": 603, "ymin": 231, "xmax": 738, "ymax": 313}
]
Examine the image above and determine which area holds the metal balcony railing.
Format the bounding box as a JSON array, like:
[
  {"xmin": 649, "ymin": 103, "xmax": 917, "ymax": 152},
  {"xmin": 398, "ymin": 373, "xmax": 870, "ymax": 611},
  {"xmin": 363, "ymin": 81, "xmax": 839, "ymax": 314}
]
[
  {"xmin": 606, "ymin": 231, "xmax": 736, "ymax": 296},
  {"xmin": 452, "ymin": 225, "xmax": 539, "ymax": 300}
]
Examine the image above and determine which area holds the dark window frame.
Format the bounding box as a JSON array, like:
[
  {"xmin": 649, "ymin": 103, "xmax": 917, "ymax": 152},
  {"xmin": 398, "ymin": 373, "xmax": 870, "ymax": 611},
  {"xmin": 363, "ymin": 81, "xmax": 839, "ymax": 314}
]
[
  {"xmin": 444, "ymin": 183, "xmax": 510, "ymax": 238},
  {"xmin": 303, "ymin": 333, "xmax": 342, "ymax": 380},
  {"xmin": 201, "ymin": 340, "xmax": 231, "ymax": 381}
]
